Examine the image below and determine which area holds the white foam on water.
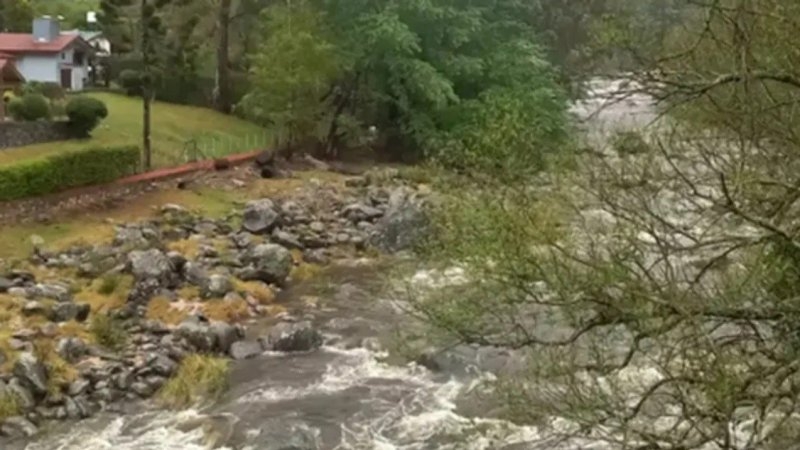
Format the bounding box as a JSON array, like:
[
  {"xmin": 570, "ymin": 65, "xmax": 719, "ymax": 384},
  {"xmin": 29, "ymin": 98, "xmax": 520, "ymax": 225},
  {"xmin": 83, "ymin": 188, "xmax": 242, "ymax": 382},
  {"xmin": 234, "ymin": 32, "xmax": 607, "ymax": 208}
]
[{"xmin": 25, "ymin": 409, "xmax": 224, "ymax": 450}]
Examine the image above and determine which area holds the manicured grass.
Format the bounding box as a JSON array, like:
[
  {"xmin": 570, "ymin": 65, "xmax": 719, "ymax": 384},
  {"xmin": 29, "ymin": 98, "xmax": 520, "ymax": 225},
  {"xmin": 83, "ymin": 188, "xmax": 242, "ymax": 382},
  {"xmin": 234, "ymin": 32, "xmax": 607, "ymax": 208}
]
[{"xmin": 0, "ymin": 93, "xmax": 267, "ymax": 167}]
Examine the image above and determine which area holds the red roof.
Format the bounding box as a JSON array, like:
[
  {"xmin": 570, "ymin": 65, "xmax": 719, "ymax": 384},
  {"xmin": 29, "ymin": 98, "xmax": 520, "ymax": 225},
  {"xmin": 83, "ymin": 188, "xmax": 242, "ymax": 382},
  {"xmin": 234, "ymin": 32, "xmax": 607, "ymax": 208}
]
[{"xmin": 0, "ymin": 33, "xmax": 80, "ymax": 53}]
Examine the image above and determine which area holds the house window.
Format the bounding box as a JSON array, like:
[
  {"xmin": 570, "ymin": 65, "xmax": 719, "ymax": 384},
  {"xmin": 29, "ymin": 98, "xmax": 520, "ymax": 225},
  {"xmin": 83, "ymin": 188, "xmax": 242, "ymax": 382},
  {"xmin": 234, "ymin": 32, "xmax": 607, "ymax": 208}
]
[
  {"xmin": 61, "ymin": 52, "xmax": 66, "ymax": 60},
  {"xmin": 74, "ymin": 52, "xmax": 84, "ymax": 65}
]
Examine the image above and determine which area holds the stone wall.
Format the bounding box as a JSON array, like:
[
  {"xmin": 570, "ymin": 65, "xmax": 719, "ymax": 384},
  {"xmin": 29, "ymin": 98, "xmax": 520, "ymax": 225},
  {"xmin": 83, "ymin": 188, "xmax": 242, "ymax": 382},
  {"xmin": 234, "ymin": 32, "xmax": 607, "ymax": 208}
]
[{"xmin": 0, "ymin": 121, "xmax": 74, "ymax": 150}]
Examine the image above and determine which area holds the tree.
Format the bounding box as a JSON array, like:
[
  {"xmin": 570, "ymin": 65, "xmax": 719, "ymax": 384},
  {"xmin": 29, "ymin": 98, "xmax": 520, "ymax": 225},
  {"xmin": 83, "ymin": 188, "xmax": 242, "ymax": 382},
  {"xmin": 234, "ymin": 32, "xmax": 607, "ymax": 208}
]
[
  {"xmin": 213, "ymin": 0, "xmax": 232, "ymax": 113},
  {"xmin": 415, "ymin": 1, "xmax": 800, "ymax": 448},
  {"xmin": 2, "ymin": 0, "xmax": 34, "ymax": 32},
  {"xmin": 240, "ymin": 0, "xmax": 569, "ymax": 161}
]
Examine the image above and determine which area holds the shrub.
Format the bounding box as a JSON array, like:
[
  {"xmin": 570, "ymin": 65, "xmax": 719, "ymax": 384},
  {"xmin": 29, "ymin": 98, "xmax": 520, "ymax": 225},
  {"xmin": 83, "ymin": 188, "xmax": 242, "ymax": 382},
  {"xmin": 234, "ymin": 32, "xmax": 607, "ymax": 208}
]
[
  {"xmin": 611, "ymin": 130, "xmax": 651, "ymax": 155},
  {"xmin": 118, "ymin": 69, "xmax": 143, "ymax": 96},
  {"xmin": 9, "ymin": 93, "xmax": 51, "ymax": 121},
  {"xmin": 158, "ymin": 354, "xmax": 230, "ymax": 408},
  {"xmin": 65, "ymin": 96, "xmax": 109, "ymax": 137},
  {"xmin": 89, "ymin": 313, "xmax": 128, "ymax": 350},
  {"xmin": 22, "ymin": 81, "xmax": 65, "ymax": 100},
  {"xmin": 0, "ymin": 391, "xmax": 20, "ymax": 421},
  {"xmin": 0, "ymin": 145, "xmax": 140, "ymax": 201}
]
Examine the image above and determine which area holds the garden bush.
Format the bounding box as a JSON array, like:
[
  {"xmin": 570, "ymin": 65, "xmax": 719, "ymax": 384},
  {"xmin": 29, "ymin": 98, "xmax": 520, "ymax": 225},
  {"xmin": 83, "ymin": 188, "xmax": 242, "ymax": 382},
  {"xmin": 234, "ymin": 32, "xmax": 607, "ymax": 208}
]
[
  {"xmin": 118, "ymin": 69, "xmax": 143, "ymax": 96},
  {"xmin": 20, "ymin": 81, "xmax": 66, "ymax": 100},
  {"xmin": 9, "ymin": 93, "xmax": 51, "ymax": 121},
  {"xmin": 0, "ymin": 145, "xmax": 139, "ymax": 201},
  {"xmin": 65, "ymin": 96, "xmax": 109, "ymax": 136}
]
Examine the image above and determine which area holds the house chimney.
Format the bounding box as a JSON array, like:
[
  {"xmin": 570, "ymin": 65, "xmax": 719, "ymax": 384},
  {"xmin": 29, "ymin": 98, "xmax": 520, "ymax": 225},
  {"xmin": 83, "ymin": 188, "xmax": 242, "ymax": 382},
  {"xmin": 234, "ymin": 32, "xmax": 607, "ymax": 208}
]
[{"xmin": 33, "ymin": 16, "xmax": 60, "ymax": 43}]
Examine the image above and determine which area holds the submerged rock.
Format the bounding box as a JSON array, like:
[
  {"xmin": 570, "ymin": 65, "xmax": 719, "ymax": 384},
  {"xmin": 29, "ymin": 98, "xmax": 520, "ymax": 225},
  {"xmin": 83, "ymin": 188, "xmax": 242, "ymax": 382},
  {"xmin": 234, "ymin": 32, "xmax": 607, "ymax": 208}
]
[
  {"xmin": 229, "ymin": 341, "xmax": 262, "ymax": 360},
  {"xmin": 264, "ymin": 321, "xmax": 323, "ymax": 353}
]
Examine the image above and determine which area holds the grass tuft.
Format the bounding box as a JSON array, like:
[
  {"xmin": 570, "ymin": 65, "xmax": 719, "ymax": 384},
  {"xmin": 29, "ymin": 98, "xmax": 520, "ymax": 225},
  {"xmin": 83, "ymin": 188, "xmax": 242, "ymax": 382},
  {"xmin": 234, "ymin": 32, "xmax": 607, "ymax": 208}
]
[
  {"xmin": 146, "ymin": 296, "xmax": 190, "ymax": 325},
  {"xmin": 158, "ymin": 354, "xmax": 230, "ymax": 409},
  {"xmin": 232, "ymin": 279, "xmax": 275, "ymax": 304},
  {"xmin": 89, "ymin": 314, "xmax": 128, "ymax": 351},
  {"xmin": 0, "ymin": 391, "xmax": 21, "ymax": 421}
]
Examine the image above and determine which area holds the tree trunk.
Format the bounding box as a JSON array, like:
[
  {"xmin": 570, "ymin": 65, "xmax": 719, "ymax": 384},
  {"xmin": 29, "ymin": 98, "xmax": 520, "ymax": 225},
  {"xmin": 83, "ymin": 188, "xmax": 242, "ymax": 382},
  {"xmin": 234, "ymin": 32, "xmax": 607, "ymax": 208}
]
[
  {"xmin": 214, "ymin": 0, "xmax": 232, "ymax": 113},
  {"xmin": 141, "ymin": 0, "xmax": 152, "ymax": 170},
  {"xmin": 143, "ymin": 89, "xmax": 152, "ymax": 170}
]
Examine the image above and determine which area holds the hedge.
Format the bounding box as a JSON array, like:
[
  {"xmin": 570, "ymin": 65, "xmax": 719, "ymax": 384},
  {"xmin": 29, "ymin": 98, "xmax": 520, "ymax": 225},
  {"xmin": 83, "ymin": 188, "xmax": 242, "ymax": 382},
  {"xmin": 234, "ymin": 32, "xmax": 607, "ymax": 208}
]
[{"xmin": 0, "ymin": 145, "xmax": 140, "ymax": 201}]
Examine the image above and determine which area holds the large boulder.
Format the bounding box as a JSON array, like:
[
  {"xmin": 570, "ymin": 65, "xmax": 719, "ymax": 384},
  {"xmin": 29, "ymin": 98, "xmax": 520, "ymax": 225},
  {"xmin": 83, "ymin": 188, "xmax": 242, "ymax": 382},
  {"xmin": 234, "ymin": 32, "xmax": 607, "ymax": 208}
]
[
  {"xmin": 370, "ymin": 187, "xmax": 429, "ymax": 252},
  {"xmin": 176, "ymin": 316, "xmax": 216, "ymax": 352},
  {"xmin": 242, "ymin": 199, "xmax": 280, "ymax": 234},
  {"xmin": 205, "ymin": 274, "xmax": 233, "ymax": 298},
  {"xmin": 263, "ymin": 321, "xmax": 323, "ymax": 353},
  {"xmin": 229, "ymin": 341, "xmax": 262, "ymax": 360},
  {"xmin": 13, "ymin": 352, "xmax": 48, "ymax": 396},
  {"xmin": 183, "ymin": 262, "xmax": 211, "ymax": 289},
  {"xmin": 128, "ymin": 249, "xmax": 174, "ymax": 280},
  {"xmin": 242, "ymin": 244, "xmax": 293, "ymax": 284}
]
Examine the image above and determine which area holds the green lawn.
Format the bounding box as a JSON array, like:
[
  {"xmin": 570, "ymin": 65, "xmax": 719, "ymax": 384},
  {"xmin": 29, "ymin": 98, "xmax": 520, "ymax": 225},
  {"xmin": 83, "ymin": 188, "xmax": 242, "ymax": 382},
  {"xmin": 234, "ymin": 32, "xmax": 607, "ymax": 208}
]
[{"xmin": 0, "ymin": 93, "xmax": 268, "ymax": 167}]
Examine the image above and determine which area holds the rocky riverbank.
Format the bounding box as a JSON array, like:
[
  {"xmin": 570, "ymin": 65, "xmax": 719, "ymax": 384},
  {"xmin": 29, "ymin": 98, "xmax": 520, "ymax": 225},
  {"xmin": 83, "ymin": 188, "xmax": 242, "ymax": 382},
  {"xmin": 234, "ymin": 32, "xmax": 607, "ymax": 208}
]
[{"xmin": 0, "ymin": 167, "xmax": 429, "ymax": 440}]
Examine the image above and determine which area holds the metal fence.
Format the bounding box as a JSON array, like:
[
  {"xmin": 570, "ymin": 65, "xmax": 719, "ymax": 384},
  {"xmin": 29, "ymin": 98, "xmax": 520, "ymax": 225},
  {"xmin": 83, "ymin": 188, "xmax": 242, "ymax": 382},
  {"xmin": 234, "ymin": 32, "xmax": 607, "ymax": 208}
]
[{"xmin": 181, "ymin": 131, "xmax": 272, "ymax": 163}]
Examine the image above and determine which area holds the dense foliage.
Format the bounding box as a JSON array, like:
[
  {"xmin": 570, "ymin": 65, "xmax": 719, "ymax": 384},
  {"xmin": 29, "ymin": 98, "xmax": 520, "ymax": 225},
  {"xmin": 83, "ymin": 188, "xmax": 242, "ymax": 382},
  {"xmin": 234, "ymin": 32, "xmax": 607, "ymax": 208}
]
[
  {"xmin": 0, "ymin": 145, "xmax": 139, "ymax": 201},
  {"xmin": 241, "ymin": 0, "xmax": 569, "ymax": 164},
  {"xmin": 8, "ymin": 93, "xmax": 50, "ymax": 122},
  {"xmin": 66, "ymin": 96, "xmax": 109, "ymax": 136}
]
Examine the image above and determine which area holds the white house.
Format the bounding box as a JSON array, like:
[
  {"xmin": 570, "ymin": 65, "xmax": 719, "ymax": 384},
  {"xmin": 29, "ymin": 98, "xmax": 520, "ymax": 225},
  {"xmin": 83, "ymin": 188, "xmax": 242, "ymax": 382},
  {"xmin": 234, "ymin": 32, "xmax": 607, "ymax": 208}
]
[{"xmin": 0, "ymin": 17, "xmax": 93, "ymax": 91}]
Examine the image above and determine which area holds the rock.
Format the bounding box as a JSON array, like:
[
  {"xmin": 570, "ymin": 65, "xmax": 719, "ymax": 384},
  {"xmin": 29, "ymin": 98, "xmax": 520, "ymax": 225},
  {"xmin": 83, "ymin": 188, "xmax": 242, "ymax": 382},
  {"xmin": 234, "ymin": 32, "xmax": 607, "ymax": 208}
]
[
  {"xmin": 229, "ymin": 341, "xmax": 262, "ymax": 360},
  {"xmin": 183, "ymin": 262, "xmax": 211, "ymax": 288},
  {"xmin": 371, "ymin": 187, "xmax": 429, "ymax": 252},
  {"xmin": 22, "ymin": 301, "xmax": 46, "ymax": 317},
  {"xmin": 115, "ymin": 370, "xmax": 134, "ymax": 390},
  {"xmin": 49, "ymin": 303, "xmax": 90, "ymax": 323},
  {"xmin": 342, "ymin": 203, "xmax": 384, "ymax": 222},
  {"xmin": 13, "ymin": 352, "xmax": 48, "ymax": 397},
  {"xmin": 0, "ymin": 277, "xmax": 12, "ymax": 293},
  {"xmin": 151, "ymin": 355, "xmax": 178, "ymax": 377},
  {"xmin": 7, "ymin": 287, "xmax": 29, "ymax": 298},
  {"xmin": 204, "ymin": 274, "xmax": 232, "ymax": 298},
  {"xmin": 176, "ymin": 316, "xmax": 215, "ymax": 352},
  {"xmin": 127, "ymin": 277, "xmax": 163, "ymax": 304},
  {"xmin": 211, "ymin": 322, "xmax": 241, "ymax": 354},
  {"xmin": 264, "ymin": 321, "xmax": 323, "ymax": 353},
  {"xmin": 29, "ymin": 235, "xmax": 45, "ymax": 248},
  {"xmin": 64, "ymin": 396, "xmax": 85, "ymax": 420},
  {"xmin": 161, "ymin": 204, "xmax": 187, "ymax": 214},
  {"xmin": 254, "ymin": 150, "xmax": 274, "ymax": 166},
  {"xmin": 309, "ymin": 221, "xmax": 325, "ymax": 233},
  {"xmin": 0, "ymin": 416, "xmax": 38, "ymax": 438},
  {"xmin": 303, "ymin": 249, "xmax": 329, "ymax": 265},
  {"xmin": 131, "ymin": 381, "xmax": 154, "ymax": 397},
  {"xmin": 230, "ymin": 232, "xmax": 253, "ymax": 249},
  {"xmin": 6, "ymin": 380, "xmax": 35, "ymax": 409},
  {"xmin": 56, "ymin": 337, "xmax": 88, "ymax": 363},
  {"xmin": 67, "ymin": 378, "xmax": 91, "ymax": 396},
  {"xmin": 167, "ymin": 251, "xmax": 188, "ymax": 272},
  {"xmin": 243, "ymin": 244, "xmax": 293, "ymax": 284},
  {"xmin": 242, "ymin": 199, "xmax": 280, "ymax": 234},
  {"xmin": 35, "ymin": 283, "xmax": 72, "ymax": 302},
  {"xmin": 345, "ymin": 177, "xmax": 368, "ymax": 188},
  {"xmin": 272, "ymin": 229, "xmax": 304, "ymax": 250},
  {"xmin": 114, "ymin": 226, "xmax": 146, "ymax": 247},
  {"xmin": 128, "ymin": 249, "xmax": 173, "ymax": 280}
]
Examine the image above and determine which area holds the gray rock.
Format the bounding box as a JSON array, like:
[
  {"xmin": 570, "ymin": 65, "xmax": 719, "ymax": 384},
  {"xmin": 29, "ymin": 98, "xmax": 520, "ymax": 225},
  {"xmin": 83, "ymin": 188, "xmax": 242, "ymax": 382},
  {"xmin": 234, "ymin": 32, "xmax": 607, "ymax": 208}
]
[
  {"xmin": 303, "ymin": 249, "xmax": 329, "ymax": 265},
  {"xmin": 371, "ymin": 187, "xmax": 429, "ymax": 252},
  {"xmin": 22, "ymin": 301, "xmax": 46, "ymax": 317},
  {"xmin": 131, "ymin": 381, "xmax": 154, "ymax": 397},
  {"xmin": 243, "ymin": 244, "xmax": 293, "ymax": 284},
  {"xmin": 229, "ymin": 341, "xmax": 262, "ymax": 360},
  {"xmin": 49, "ymin": 303, "xmax": 90, "ymax": 323},
  {"xmin": 0, "ymin": 416, "xmax": 38, "ymax": 438},
  {"xmin": 115, "ymin": 370, "xmax": 134, "ymax": 390},
  {"xmin": 64, "ymin": 396, "xmax": 84, "ymax": 419},
  {"xmin": 128, "ymin": 249, "xmax": 173, "ymax": 280},
  {"xmin": 205, "ymin": 274, "xmax": 233, "ymax": 298},
  {"xmin": 265, "ymin": 321, "xmax": 323, "ymax": 353},
  {"xmin": 167, "ymin": 251, "xmax": 188, "ymax": 272},
  {"xmin": 0, "ymin": 277, "xmax": 12, "ymax": 293},
  {"xmin": 13, "ymin": 352, "xmax": 48, "ymax": 397},
  {"xmin": 127, "ymin": 277, "xmax": 163, "ymax": 304},
  {"xmin": 35, "ymin": 283, "xmax": 72, "ymax": 302},
  {"xmin": 68, "ymin": 378, "xmax": 91, "ymax": 396},
  {"xmin": 56, "ymin": 337, "xmax": 88, "ymax": 363},
  {"xmin": 309, "ymin": 221, "xmax": 325, "ymax": 233},
  {"xmin": 183, "ymin": 262, "xmax": 211, "ymax": 289},
  {"xmin": 176, "ymin": 316, "xmax": 215, "ymax": 352},
  {"xmin": 151, "ymin": 355, "xmax": 178, "ymax": 377},
  {"xmin": 7, "ymin": 287, "xmax": 29, "ymax": 298},
  {"xmin": 342, "ymin": 203, "xmax": 384, "ymax": 222},
  {"xmin": 231, "ymin": 232, "xmax": 253, "ymax": 249},
  {"xmin": 6, "ymin": 379, "xmax": 35, "ymax": 409},
  {"xmin": 242, "ymin": 199, "xmax": 280, "ymax": 234},
  {"xmin": 211, "ymin": 321, "xmax": 241, "ymax": 354},
  {"xmin": 272, "ymin": 229, "xmax": 304, "ymax": 250},
  {"xmin": 114, "ymin": 227, "xmax": 146, "ymax": 247}
]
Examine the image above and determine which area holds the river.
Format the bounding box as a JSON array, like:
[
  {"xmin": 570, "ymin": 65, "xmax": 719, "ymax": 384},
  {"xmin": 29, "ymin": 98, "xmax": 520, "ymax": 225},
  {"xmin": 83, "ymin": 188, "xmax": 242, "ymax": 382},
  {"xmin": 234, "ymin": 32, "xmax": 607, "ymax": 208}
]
[{"xmin": 14, "ymin": 78, "xmax": 653, "ymax": 450}]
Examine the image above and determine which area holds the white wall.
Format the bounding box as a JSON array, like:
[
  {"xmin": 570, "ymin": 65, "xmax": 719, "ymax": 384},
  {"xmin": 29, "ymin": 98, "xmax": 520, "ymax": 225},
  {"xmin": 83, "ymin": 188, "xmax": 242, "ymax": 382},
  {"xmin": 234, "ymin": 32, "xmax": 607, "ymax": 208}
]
[
  {"xmin": 15, "ymin": 55, "xmax": 58, "ymax": 84},
  {"xmin": 13, "ymin": 44, "xmax": 89, "ymax": 90}
]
